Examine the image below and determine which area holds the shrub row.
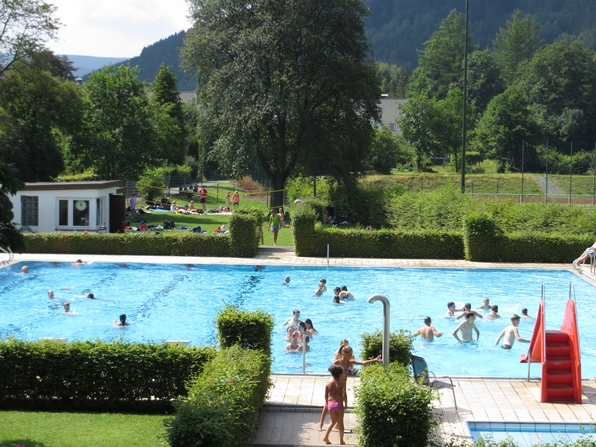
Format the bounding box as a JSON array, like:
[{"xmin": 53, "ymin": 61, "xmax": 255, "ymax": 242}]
[
  {"xmin": 21, "ymin": 212, "xmax": 260, "ymax": 257},
  {"xmin": 294, "ymin": 205, "xmax": 590, "ymax": 262},
  {"xmin": 0, "ymin": 339, "xmax": 216, "ymax": 412},
  {"xmin": 355, "ymin": 362, "xmax": 434, "ymax": 447},
  {"xmin": 360, "ymin": 330, "xmax": 414, "ymax": 367},
  {"xmin": 165, "ymin": 346, "xmax": 272, "ymax": 447}
]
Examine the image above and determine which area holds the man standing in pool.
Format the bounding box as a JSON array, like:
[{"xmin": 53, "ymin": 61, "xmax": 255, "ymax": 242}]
[
  {"xmin": 452, "ymin": 313, "xmax": 479, "ymax": 343},
  {"xmin": 413, "ymin": 316, "xmax": 443, "ymax": 341},
  {"xmin": 280, "ymin": 309, "xmax": 302, "ymax": 329},
  {"xmin": 494, "ymin": 314, "xmax": 529, "ymax": 349}
]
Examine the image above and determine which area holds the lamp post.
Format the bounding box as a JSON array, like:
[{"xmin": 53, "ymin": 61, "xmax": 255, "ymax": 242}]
[{"xmin": 460, "ymin": 0, "xmax": 469, "ymax": 193}]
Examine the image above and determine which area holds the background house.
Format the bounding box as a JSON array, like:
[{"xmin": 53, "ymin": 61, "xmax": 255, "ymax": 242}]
[{"xmin": 11, "ymin": 181, "xmax": 125, "ymax": 233}]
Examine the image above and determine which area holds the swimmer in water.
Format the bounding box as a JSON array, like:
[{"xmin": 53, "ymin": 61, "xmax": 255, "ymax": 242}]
[
  {"xmin": 48, "ymin": 290, "xmax": 55, "ymax": 299},
  {"xmin": 452, "ymin": 313, "xmax": 479, "ymax": 343},
  {"xmin": 495, "ymin": 314, "xmax": 529, "ymax": 349},
  {"xmin": 339, "ymin": 285, "xmax": 355, "ymax": 301},
  {"xmin": 412, "ymin": 316, "xmax": 443, "ymax": 341},
  {"xmin": 485, "ymin": 305, "xmax": 501, "ymax": 320},
  {"xmin": 21, "ymin": 266, "xmax": 29, "ymax": 273},
  {"xmin": 521, "ymin": 308, "xmax": 534, "ymax": 320},
  {"xmin": 63, "ymin": 302, "xmax": 70, "ymax": 313},
  {"xmin": 280, "ymin": 309, "xmax": 302, "ymax": 329},
  {"xmin": 455, "ymin": 303, "xmax": 483, "ymax": 320},
  {"xmin": 331, "ymin": 295, "xmax": 344, "ymax": 305},
  {"xmin": 114, "ymin": 314, "xmax": 130, "ymax": 326},
  {"xmin": 476, "ymin": 297, "xmax": 491, "ymax": 311},
  {"xmin": 73, "ymin": 259, "xmax": 83, "ymax": 266},
  {"xmin": 446, "ymin": 301, "xmax": 456, "ymax": 317},
  {"xmin": 286, "ymin": 331, "xmax": 302, "ymax": 351},
  {"xmin": 283, "ymin": 276, "xmax": 290, "ymax": 286},
  {"xmin": 314, "ymin": 278, "xmax": 327, "ymax": 296},
  {"xmin": 86, "ymin": 293, "xmax": 96, "ymax": 299}
]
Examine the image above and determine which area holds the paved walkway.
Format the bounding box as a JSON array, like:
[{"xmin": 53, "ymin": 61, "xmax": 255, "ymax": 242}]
[
  {"xmin": 8, "ymin": 247, "xmax": 596, "ymax": 446},
  {"xmin": 251, "ymin": 374, "xmax": 596, "ymax": 446}
]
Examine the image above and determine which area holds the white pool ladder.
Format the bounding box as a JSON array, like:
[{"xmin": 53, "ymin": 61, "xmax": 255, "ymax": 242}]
[{"xmin": 0, "ymin": 246, "xmax": 14, "ymax": 266}]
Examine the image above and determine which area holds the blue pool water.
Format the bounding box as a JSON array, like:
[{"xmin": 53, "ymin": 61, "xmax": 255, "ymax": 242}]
[
  {"xmin": 468, "ymin": 422, "xmax": 596, "ymax": 446},
  {"xmin": 1, "ymin": 262, "xmax": 594, "ymax": 376}
]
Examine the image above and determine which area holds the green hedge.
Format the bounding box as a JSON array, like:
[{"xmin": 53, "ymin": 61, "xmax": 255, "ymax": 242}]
[
  {"xmin": 463, "ymin": 215, "xmax": 592, "ymax": 262},
  {"xmin": 294, "ymin": 222, "xmax": 464, "ymax": 259},
  {"xmin": 22, "ymin": 232, "xmax": 232, "ymax": 256},
  {"xmin": 216, "ymin": 306, "xmax": 274, "ymax": 356},
  {"xmin": 355, "ymin": 362, "xmax": 434, "ymax": 447},
  {"xmin": 360, "ymin": 329, "xmax": 413, "ymax": 367},
  {"xmin": 228, "ymin": 208, "xmax": 261, "ymax": 257},
  {"xmin": 165, "ymin": 345, "xmax": 272, "ymax": 447},
  {"xmin": 21, "ymin": 212, "xmax": 260, "ymax": 257},
  {"xmin": 0, "ymin": 339, "xmax": 216, "ymax": 412}
]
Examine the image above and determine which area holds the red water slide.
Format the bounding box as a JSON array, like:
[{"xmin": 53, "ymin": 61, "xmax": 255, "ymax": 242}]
[{"xmin": 520, "ymin": 298, "xmax": 581, "ymax": 403}]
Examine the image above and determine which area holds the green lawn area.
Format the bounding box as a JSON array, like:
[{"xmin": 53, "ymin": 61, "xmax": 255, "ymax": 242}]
[
  {"xmin": 135, "ymin": 183, "xmax": 294, "ymax": 246},
  {"xmin": 0, "ymin": 411, "xmax": 168, "ymax": 447}
]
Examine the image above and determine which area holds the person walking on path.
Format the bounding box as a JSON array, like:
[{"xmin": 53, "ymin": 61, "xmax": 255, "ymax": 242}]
[{"xmin": 322, "ymin": 364, "xmax": 347, "ymax": 445}]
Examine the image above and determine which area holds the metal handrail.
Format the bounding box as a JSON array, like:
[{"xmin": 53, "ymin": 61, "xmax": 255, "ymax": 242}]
[
  {"xmin": 527, "ymin": 283, "xmax": 545, "ymax": 381},
  {"xmin": 0, "ymin": 246, "xmax": 14, "ymax": 265}
]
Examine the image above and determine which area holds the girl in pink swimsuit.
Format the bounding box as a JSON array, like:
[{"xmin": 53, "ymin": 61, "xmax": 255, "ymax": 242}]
[{"xmin": 322, "ymin": 364, "xmax": 347, "ymax": 445}]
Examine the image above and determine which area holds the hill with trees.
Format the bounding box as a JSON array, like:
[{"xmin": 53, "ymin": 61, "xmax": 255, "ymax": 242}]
[{"xmin": 104, "ymin": 0, "xmax": 596, "ymax": 88}]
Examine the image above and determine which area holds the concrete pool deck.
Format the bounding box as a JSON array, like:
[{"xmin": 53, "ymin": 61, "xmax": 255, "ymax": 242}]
[{"xmin": 8, "ymin": 247, "xmax": 596, "ymax": 446}]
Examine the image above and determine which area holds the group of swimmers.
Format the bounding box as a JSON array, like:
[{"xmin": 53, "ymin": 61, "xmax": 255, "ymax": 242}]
[
  {"xmin": 413, "ymin": 298, "xmax": 535, "ymax": 349},
  {"xmin": 26, "ymin": 261, "xmax": 130, "ymax": 327},
  {"xmin": 310, "ymin": 278, "xmax": 356, "ymax": 305},
  {"xmin": 281, "ymin": 309, "xmax": 317, "ymax": 351}
]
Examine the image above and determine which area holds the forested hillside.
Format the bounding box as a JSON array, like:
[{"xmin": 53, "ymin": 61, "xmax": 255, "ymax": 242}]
[
  {"xmin": 114, "ymin": 31, "xmax": 197, "ymax": 91},
  {"xmin": 364, "ymin": 0, "xmax": 596, "ymax": 72},
  {"xmin": 110, "ymin": 0, "xmax": 595, "ymax": 87}
]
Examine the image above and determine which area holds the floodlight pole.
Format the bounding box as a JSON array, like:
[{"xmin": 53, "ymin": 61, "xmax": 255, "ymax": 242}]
[{"xmin": 460, "ymin": 0, "xmax": 469, "ymax": 193}]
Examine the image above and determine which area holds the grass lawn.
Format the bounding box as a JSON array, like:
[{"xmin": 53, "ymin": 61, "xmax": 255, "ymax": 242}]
[
  {"xmin": 0, "ymin": 411, "xmax": 169, "ymax": 447},
  {"xmin": 134, "ymin": 183, "xmax": 294, "ymax": 246}
]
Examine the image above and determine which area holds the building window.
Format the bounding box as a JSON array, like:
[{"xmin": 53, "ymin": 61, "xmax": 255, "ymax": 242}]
[
  {"xmin": 59, "ymin": 200, "xmax": 68, "ymax": 226},
  {"xmin": 21, "ymin": 196, "xmax": 39, "ymax": 226},
  {"xmin": 389, "ymin": 123, "xmax": 396, "ymax": 131},
  {"xmin": 73, "ymin": 200, "xmax": 90, "ymax": 226}
]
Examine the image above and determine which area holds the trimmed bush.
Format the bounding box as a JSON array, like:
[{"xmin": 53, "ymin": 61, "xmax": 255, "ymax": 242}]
[
  {"xmin": 0, "ymin": 339, "xmax": 216, "ymax": 412},
  {"xmin": 228, "ymin": 209, "xmax": 261, "ymax": 257},
  {"xmin": 295, "ymin": 224, "xmax": 464, "ymax": 259},
  {"xmin": 355, "ymin": 362, "xmax": 434, "ymax": 447},
  {"xmin": 463, "ymin": 214, "xmax": 503, "ymax": 262},
  {"xmin": 22, "ymin": 231, "xmax": 233, "ymax": 257},
  {"xmin": 216, "ymin": 306, "xmax": 274, "ymax": 356},
  {"xmin": 165, "ymin": 345, "xmax": 272, "ymax": 447},
  {"xmin": 360, "ymin": 329, "xmax": 413, "ymax": 367},
  {"xmin": 292, "ymin": 206, "xmax": 319, "ymax": 256}
]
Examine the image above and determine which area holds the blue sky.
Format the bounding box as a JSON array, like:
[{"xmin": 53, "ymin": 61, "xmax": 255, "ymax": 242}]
[{"xmin": 47, "ymin": 0, "xmax": 192, "ymax": 58}]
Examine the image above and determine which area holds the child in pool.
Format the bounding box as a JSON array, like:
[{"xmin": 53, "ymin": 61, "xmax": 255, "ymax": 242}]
[
  {"xmin": 322, "ymin": 364, "xmax": 347, "ymax": 445},
  {"xmin": 314, "ymin": 278, "xmax": 327, "ymax": 296}
]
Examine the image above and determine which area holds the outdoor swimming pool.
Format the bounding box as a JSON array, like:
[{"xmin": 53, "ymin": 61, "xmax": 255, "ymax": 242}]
[
  {"xmin": 468, "ymin": 422, "xmax": 596, "ymax": 446},
  {"xmin": 1, "ymin": 261, "xmax": 594, "ymax": 376}
]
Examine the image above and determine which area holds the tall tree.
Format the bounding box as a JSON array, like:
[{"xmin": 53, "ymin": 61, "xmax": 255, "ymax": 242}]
[
  {"xmin": 150, "ymin": 64, "xmax": 187, "ymax": 165},
  {"xmin": 493, "ymin": 9, "xmax": 543, "ymax": 84},
  {"xmin": 398, "ymin": 92, "xmax": 442, "ymax": 171},
  {"xmin": 76, "ymin": 65, "xmax": 155, "ymax": 180},
  {"xmin": 465, "ymin": 50, "xmax": 505, "ymax": 115},
  {"xmin": 0, "ymin": 161, "xmax": 25, "ymax": 251},
  {"xmin": 0, "ymin": 59, "xmax": 83, "ymax": 181},
  {"xmin": 407, "ymin": 9, "xmax": 471, "ymax": 100},
  {"xmin": 376, "ymin": 62, "xmax": 408, "ymax": 98},
  {"xmin": 514, "ymin": 41, "xmax": 596, "ymax": 148},
  {"xmin": 475, "ymin": 85, "xmax": 542, "ymax": 172},
  {"xmin": 0, "ymin": 0, "xmax": 60, "ymax": 76},
  {"xmin": 182, "ymin": 0, "xmax": 380, "ymax": 207}
]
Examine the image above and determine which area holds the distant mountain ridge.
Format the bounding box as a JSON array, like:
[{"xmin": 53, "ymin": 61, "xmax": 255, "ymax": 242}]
[
  {"xmin": 62, "ymin": 55, "xmax": 128, "ymax": 77},
  {"xmin": 75, "ymin": 0, "xmax": 596, "ymax": 88}
]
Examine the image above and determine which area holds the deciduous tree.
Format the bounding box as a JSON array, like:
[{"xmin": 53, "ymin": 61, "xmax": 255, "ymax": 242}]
[
  {"xmin": 182, "ymin": 0, "xmax": 380, "ymax": 207},
  {"xmin": 0, "ymin": 0, "xmax": 60, "ymax": 76},
  {"xmin": 76, "ymin": 66, "xmax": 155, "ymax": 180},
  {"xmin": 0, "ymin": 59, "xmax": 82, "ymax": 181}
]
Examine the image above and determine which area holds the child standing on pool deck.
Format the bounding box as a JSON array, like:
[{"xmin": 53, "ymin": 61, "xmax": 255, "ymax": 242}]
[{"xmin": 322, "ymin": 364, "xmax": 347, "ymax": 445}]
